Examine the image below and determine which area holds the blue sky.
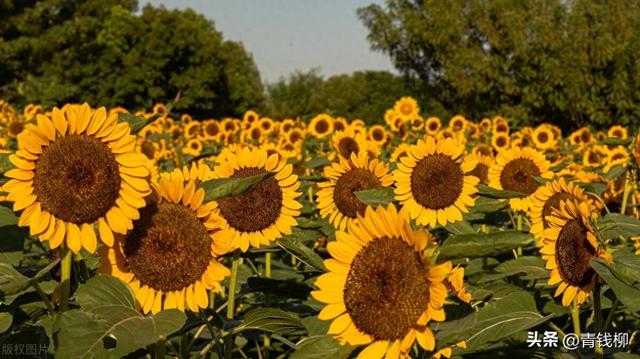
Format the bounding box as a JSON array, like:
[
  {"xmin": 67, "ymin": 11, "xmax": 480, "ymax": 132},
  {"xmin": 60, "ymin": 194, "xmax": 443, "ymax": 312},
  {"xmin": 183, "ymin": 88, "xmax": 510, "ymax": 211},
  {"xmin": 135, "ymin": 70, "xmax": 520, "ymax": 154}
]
[{"xmin": 141, "ymin": 0, "xmax": 395, "ymax": 83}]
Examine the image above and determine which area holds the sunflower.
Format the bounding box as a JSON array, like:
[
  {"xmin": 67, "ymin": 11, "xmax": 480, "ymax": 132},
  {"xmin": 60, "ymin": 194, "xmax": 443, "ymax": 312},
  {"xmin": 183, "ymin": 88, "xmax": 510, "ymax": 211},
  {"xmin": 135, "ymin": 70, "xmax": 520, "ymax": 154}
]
[
  {"xmin": 367, "ymin": 125, "xmax": 387, "ymax": 146},
  {"xmin": 259, "ymin": 117, "xmax": 275, "ymax": 133},
  {"xmin": 603, "ymin": 146, "xmax": 629, "ymax": 173},
  {"xmin": 488, "ymin": 146, "xmax": 553, "ymax": 211},
  {"xmin": 394, "ymin": 137, "xmax": 479, "ymax": 227},
  {"xmin": 448, "ymin": 115, "xmax": 466, "ymax": 132},
  {"xmin": 479, "ymin": 118, "xmax": 492, "ymax": 132},
  {"xmin": 7, "ymin": 116, "xmax": 26, "ymax": 137},
  {"xmin": 184, "ymin": 122, "xmax": 201, "ymax": 139},
  {"xmin": 181, "ymin": 114, "xmax": 192, "ymax": 124},
  {"xmin": 532, "ymin": 125, "xmax": 556, "ymax": 150},
  {"xmin": 607, "ymin": 125, "xmax": 627, "ymax": 140},
  {"xmin": 471, "ymin": 144, "xmax": 494, "ymax": 157},
  {"xmin": 211, "ymin": 147, "xmax": 302, "ymax": 251},
  {"xmin": 529, "ymin": 178, "xmax": 596, "ymax": 243},
  {"xmin": 394, "ymin": 96, "xmax": 419, "ymax": 122},
  {"xmin": 287, "ymin": 128, "xmax": 305, "ymax": 144},
  {"xmin": 98, "ymin": 168, "xmax": 230, "ymax": 314},
  {"xmin": 309, "ymin": 114, "xmax": 334, "ymax": 139},
  {"xmin": 633, "ymin": 133, "xmax": 640, "ymax": 166},
  {"xmin": 312, "ymin": 204, "xmax": 455, "ymax": 358},
  {"xmin": 384, "ymin": 109, "xmax": 398, "ymax": 129},
  {"xmin": 279, "ymin": 119, "xmax": 296, "ymax": 134},
  {"xmin": 317, "ymin": 152, "xmax": 393, "ymax": 230},
  {"xmin": 390, "ymin": 143, "xmax": 412, "ymax": 163},
  {"xmin": 222, "ymin": 118, "xmax": 239, "ymax": 134},
  {"xmin": 331, "ymin": 129, "xmax": 365, "ymax": 160},
  {"xmin": 578, "ymin": 127, "xmax": 593, "ymax": 145},
  {"xmin": 243, "ymin": 123, "xmax": 264, "ymax": 143},
  {"xmin": 424, "ymin": 117, "xmax": 441, "ymax": 135},
  {"xmin": 540, "ymin": 200, "xmax": 612, "ymax": 306},
  {"xmin": 243, "ymin": 110, "xmax": 259, "ymax": 128},
  {"xmin": 202, "ymin": 120, "xmax": 221, "ymax": 140},
  {"xmin": 333, "ymin": 117, "xmax": 349, "ymax": 133},
  {"xmin": 492, "ymin": 116, "xmax": 509, "ymax": 133},
  {"xmin": 2, "ymin": 103, "xmax": 151, "ymax": 253},
  {"xmin": 491, "ymin": 132, "xmax": 510, "ymax": 152},
  {"xmin": 582, "ymin": 146, "xmax": 606, "ymax": 168},
  {"xmin": 466, "ymin": 154, "xmax": 493, "ymax": 185},
  {"xmin": 183, "ymin": 139, "xmax": 203, "ymax": 157}
]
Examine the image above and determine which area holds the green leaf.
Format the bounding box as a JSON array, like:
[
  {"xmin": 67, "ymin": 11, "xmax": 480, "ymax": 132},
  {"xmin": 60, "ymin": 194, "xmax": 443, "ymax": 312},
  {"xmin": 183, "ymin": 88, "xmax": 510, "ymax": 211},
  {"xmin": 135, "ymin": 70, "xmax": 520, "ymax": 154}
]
[
  {"xmin": 117, "ymin": 112, "xmax": 161, "ymax": 134},
  {"xmin": 476, "ymin": 184, "xmax": 526, "ymax": 199},
  {"xmin": 246, "ymin": 277, "xmax": 311, "ymax": 300},
  {"xmin": 54, "ymin": 276, "xmax": 186, "ymax": 359},
  {"xmin": 353, "ymin": 187, "xmax": 395, "ymax": 207},
  {"xmin": 444, "ymin": 220, "xmax": 476, "ymax": 235},
  {"xmin": 602, "ymin": 165, "xmax": 627, "ymax": 180},
  {"xmin": 591, "ymin": 257, "xmax": 640, "ymax": 311},
  {"xmin": 0, "ymin": 154, "xmax": 14, "ymax": 175},
  {"xmin": 201, "ymin": 171, "xmax": 274, "ymax": 202},
  {"xmin": 477, "ymin": 256, "xmax": 549, "ymax": 283},
  {"xmin": 470, "ymin": 197, "xmax": 509, "ymax": 213},
  {"xmin": 0, "ymin": 312, "xmax": 12, "ymax": 334},
  {"xmin": 75, "ymin": 275, "xmax": 136, "ymax": 309},
  {"xmin": 236, "ymin": 308, "xmax": 306, "ymax": 336},
  {"xmin": 0, "ymin": 263, "xmax": 30, "ymax": 296},
  {"xmin": 596, "ymin": 213, "xmax": 640, "ymax": 239},
  {"xmin": 439, "ymin": 231, "xmax": 533, "ymax": 259},
  {"xmin": 276, "ymin": 235, "xmax": 326, "ymax": 272},
  {"xmin": 576, "ymin": 182, "xmax": 608, "ymax": 196},
  {"xmin": 0, "ymin": 206, "xmax": 17, "ymax": 227},
  {"xmin": 434, "ymin": 310, "xmax": 477, "ymax": 349},
  {"xmin": 599, "ymin": 137, "xmax": 631, "ymax": 146},
  {"xmin": 291, "ymin": 335, "xmax": 353, "ymax": 359},
  {"xmin": 304, "ymin": 157, "xmax": 330, "ymax": 169},
  {"xmin": 460, "ymin": 291, "xmax": 553, "ymax": 352}
]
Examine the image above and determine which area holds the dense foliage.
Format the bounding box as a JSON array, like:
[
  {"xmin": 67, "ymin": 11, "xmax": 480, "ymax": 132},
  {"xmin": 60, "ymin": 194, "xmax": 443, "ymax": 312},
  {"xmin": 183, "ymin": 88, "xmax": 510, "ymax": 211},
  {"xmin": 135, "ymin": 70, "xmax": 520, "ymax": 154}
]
[
  {"xmin": 358, "ymin": 0, "xmax": 640, "ymax": 130},
  {"xmin": 0, "ymin": 0, "xmax": 265, "ymax": 118}
]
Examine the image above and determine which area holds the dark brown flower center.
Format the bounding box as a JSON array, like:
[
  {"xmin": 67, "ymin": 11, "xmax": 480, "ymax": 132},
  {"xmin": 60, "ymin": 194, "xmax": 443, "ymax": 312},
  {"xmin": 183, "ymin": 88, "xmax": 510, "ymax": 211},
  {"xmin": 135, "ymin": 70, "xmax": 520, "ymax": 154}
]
[
  {"xmin": 555, "ymin": 219, "xmax": 596, "ymax": 287},
  {"xmin": 333, "ymin": 168, "xmax": 381, "ymax": 218},
  {"xmin": 124, "ymin": 201, "xmax": 211, "ymax": 291},
  {"xmin": 581, "ymin": 130, "xmax": 591, "ymax": 143},
  {"xmin": 495, "ymin": 123, "xmax": 508, "ymax": 132},
  {"xmin": 410, "ymin": 154, "xmax": 463, "ymax": 209},
  {"xmin": 542, "ymin": 193, "xmax": 573, "ymax": 228},
  {"xmin": 344, "ymin": 236, "xmax": 430, "ymax": 340},
  {"xmin": 537, "ymin": 131, "xmax": 549, "ymax": 143},
  {"xmin": 33, "ymin": 135, "xmax": 121, "ymax": 224},
  {"xmin": 8, "ymin": 121, "xmax": 24, "ymax": 136},
  {"xmin": 251, "ymin": 128, "xmax": 261, "ymax": 141},
  {"xmin": 372, "ymin": 129, "xmax": 384, "ymax": 141},
  {"xmin": 315, "ymin": 120, "xmax": 329, "ymax": 134},
  {"xmin": 205, "ymin": 123, "xmax": 219, "ymax": 136},
  {"xmin": 496, "ymin": 136, "xmax": 507, "ymax": 147},
  {"xmin": 337, "ymin": 137, "xmax": 360, "ymax": 159},
  {"xmin": 217, "ymin": 167, "xmax": 283, "ymax": 232},
  {"xmin": 428, "ymin": 121, "xmax": 438, "ymax": 131},
  {"xmin": 469, "ymin": 163, "xmax": 489, "ymax": 185},
  {"xmin": 289, "ymin": 131, "xmax": 302, "ymax": 143},
  {"xmin": 499, "ymin": 158, "xmax": 541, "ymax": 195},
  {"xmin": 141, "ymin": 141, "xmax": 156, "ymax": 160},
  {"xmin": 334, "ymin": 122, "xmax": 345, "ymax": 132}
]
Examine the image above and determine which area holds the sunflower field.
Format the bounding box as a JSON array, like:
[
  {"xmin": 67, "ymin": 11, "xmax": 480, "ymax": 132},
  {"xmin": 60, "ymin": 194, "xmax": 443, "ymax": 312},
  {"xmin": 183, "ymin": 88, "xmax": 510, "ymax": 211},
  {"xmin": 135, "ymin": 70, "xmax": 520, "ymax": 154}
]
[{"xmin": 0, "ymin": 97, "xmax": 639, "ymax": 359}]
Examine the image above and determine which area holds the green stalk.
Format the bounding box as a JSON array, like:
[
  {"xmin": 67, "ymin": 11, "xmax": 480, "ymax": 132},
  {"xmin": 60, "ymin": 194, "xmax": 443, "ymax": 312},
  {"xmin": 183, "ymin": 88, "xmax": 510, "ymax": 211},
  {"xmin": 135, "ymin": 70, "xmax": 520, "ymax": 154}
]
[
  {"xmin": 571, "ymin": 300, "xmax": 581, "ymax": 336},
  {"xmin": 593, "ymin": 283, "xmax": 603, "ymax": 359},
  {"xmin": 603, "ymin": 298, "xmax": 619, "ymax": 331},
  {"xmin": 60, "ymin": 246, "xmax": 73, "ymax": 311},
  {"xmin": 225, "ymin": 251, "xmax": 241, "ymax": 359},
  {"xmin": 264, "ymin": 252, "xmax": 272, "ymax": 359},
  {"xmin": 620, "ymin": 172, "xmax": 631, "ymax": 214},
  {"xmin": 154, "ymin": 336, "xmax": 166, "ymax": 359},
  {"xmin": 516, "ymin": 214, "xmax": 523, "ymax": 256}
]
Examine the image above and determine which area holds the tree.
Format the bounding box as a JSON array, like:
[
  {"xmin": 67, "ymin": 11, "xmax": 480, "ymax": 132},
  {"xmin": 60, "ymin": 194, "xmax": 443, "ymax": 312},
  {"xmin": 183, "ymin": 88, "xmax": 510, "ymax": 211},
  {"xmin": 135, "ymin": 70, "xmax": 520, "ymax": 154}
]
[
  {"xmin": 358, "ymin": 0, "xmax": 640, "ymax": 130},
  {"xmin": 0, "ymin": 0, "xmax": 264, "ymax": 118},
  {"xmin": 266, "ymin": 69, "xmax": 442, "ymax": 123}
]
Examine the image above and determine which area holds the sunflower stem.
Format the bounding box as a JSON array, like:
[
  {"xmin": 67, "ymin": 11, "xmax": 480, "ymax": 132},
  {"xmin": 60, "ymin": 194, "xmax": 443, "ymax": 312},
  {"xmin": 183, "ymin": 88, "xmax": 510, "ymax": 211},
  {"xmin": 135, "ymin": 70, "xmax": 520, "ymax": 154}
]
[
  {"xmin": 571, "ymin": 300, "xmax": 581, "ymax": 336},
  {"xmin": 154, "ymin": 336, "xmax": 166, "ymax": 359},
  {"xmin": 548, "ymin": 321, "xmax": 566, "ymax": 340},
  {"xmin": 603, "ymin": 298, "xmax": 619, "ymax": 331},
  {"xmin": 60, "ymin": 246, "xmax": 73, "ymax": 311},
  {"xmin": 264, "ymin": 252, "xmax": 272, "ymax": 359},
  {"xmin": 593, "ymin": 282, "xmax": 604, "ymax": 358},
  {"xmin": 620, "ymin": 172, "xmax": 631, "ymax": 214},
  {"xmin": 225, "ymin": 251, "xmax": 241, "ymax": 359}
]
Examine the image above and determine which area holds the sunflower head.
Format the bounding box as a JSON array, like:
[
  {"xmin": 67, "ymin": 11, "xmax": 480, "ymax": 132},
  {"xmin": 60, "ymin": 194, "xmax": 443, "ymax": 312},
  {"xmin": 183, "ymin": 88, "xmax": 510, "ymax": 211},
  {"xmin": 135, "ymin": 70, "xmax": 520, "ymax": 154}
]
[
  {"xmin": 312, "ymin": 204, "xmax": 459, "ymax": 357},
  {"xmin": 367, "ymin": 125, "xmax": 387, "ymax": 145},
  {"xmin": 488, "ymin": 146, "xmax": 553, "ymax": 212},
  {"xmin": 541, "ymin": 199, "xmax": 611, "ymax": 306},
  {"xmin": 394, "ymin": 96, "xmax": 420, "ymax": 121},
  {"xmin": 309, "ymin": 114, "xmax": 334, "ymax": 138},
  {"xmin": 608, "ymin": 125, "xmax": 628, "ymax": 140},
  {"xmin": 99, "ymin": 169, "xmax": 230, "ymax": 314},
  {"xmin": 3, "ymin": 103, "xmax": 151, "ymax": 253},
  {"xmin": 243, "ymin": 110, "xmax": 259, "ymax": 127},
  {"xmin": 532, "ymin": 125, "xmax": 556, "ymax": 150},
  {"xmin": 448, "ymin": 115, "xmax": 466, "ymax": 132},
  {"xmin": 491, "ymin": 132, "xmax": 510, "ymax": 151},
  {"xmin": 211, "ymin": 147, "xmax": 302, "ymax": 252},
  {"xmin": 394, "ymin": 136, "xmax": 479, "ymax": 227},
  {"xmin": 317, "ymin": 151, "xmax": 393, "ymax": 230}
]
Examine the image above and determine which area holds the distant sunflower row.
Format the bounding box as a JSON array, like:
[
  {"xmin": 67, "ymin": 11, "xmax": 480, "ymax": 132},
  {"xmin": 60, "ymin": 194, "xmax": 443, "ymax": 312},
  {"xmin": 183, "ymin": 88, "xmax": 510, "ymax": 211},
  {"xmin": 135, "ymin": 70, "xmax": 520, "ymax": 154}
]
[{"xmin": 0, "ymin": 97, "xmax": 638, "ymax": 358}]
